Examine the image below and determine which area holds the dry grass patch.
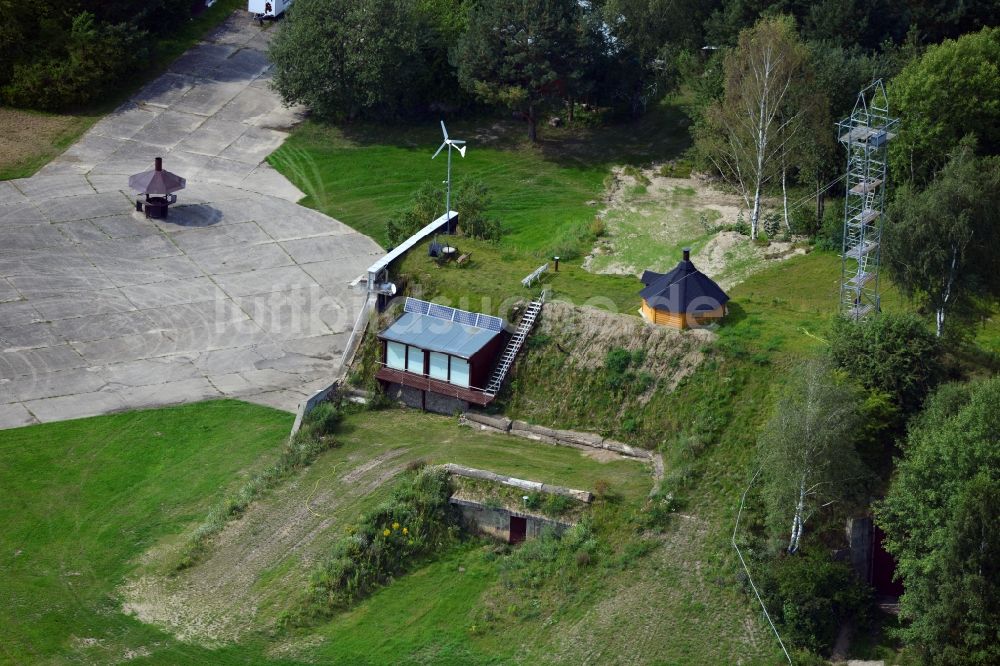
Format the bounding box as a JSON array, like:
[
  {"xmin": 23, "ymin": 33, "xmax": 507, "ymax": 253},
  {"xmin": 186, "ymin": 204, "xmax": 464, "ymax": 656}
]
[{"xmin": 0, "ymin": 108, "xmax": 98, "ymax": 180}]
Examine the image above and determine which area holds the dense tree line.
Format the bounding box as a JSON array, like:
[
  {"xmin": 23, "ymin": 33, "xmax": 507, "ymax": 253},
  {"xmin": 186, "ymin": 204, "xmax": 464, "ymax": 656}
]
[{"xmin": 0, "ymin": 1, "xmax": 194, "ymax": 109}]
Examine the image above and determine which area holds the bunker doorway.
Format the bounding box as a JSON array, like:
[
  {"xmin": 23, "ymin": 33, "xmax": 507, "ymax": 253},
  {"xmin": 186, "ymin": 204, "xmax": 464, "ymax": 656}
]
[{"xmin": 509, "ymin": 516, "xmax": 527, "ymax": 544}]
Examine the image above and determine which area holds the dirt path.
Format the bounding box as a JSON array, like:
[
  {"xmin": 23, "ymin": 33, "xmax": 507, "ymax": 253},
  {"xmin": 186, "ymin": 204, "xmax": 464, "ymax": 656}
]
[{"xmin": 120, "ymin": 449, "xmax": 408, "ymax": 644}]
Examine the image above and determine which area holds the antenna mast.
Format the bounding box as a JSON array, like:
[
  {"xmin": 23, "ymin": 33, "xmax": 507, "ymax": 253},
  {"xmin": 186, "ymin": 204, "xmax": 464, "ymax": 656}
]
[{"xmin": 836, "ymin": 80, "xmax": 898, "ymax": 321}]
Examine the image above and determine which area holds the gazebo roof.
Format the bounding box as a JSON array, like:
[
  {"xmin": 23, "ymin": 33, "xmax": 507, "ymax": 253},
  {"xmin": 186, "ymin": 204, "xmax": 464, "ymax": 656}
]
[{"xmin": 639, "ymin": 249, "xmax": 729, "ymax": 314}]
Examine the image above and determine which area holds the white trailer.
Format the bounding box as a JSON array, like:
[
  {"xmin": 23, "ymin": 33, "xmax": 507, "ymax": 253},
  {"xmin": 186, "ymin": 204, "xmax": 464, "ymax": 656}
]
[{"xmin": 248, "ymin": 0, "xmax": 292, "ymax": 22}]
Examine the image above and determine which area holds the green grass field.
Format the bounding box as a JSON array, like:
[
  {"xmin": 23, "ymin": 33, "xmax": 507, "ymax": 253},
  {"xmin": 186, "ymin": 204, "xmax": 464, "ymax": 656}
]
[
  {"xmin": 2, "ymin": 402, "xmax": 680, "ymax": 664},
  {"xmin": 0, "ymin": 400, "xmax": 293, "ymax": 664},
  {"xmin": 268, "ymin": 101, "xmax": 692, "ymax": 250}
]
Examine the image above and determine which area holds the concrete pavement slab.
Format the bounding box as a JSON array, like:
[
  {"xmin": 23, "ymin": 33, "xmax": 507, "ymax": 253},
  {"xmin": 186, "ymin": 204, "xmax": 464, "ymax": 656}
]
[
  {"xmin": 213, "ymin": 264, "xmax": 320, "ymax": 297},
  {"xmin": 41, "ymin": 191, "xmax": 131, "ymax": 223},
  {"xmin": 98, "ymin": 356, "xmax": 202, "ymax": 387},
  {"xmin": 0, "ymin": 225, "xmax": 67, "ymax": 251},
  {"xmin": 175, "ymin": 118, "xmax": 248, "ymax": 156},
  {"xmin": 168, "ymin": 43, "xmax": 238, "ymax": 79},
  {"xmin": 0, "ymin": 344, "xmax": 89, "ymax": 378},
  {"xmin": 122, "ymin": 276, "xmax": 227, "ymax": 309},
  {"xmin": 169, "ymin": 221, "xmax": 271, "ymax": 252},
  {"xmin": 7, "ymin": 367, "xmax": 107, "ymax": 402},
  {"xmin": 31, "ymin": 289, "xmax": 137, "ymax": 320},
  {"xmin": 239, "ymin": 163, "xmax": 304, "ymax": 201},
  {"xmin": 0, "ymin": 403, "xmax": 38, "ymax": 429},
  {"xmin": 0, "ymin": 182, "xmax": 28, "ymax": 205},
  {"xmin": 89, "ymin": 104, "xmax": 162, "ymax": 141},
  {"xmin": 9, "ymin": 174, "xmax": 94, "ymax": 199},
  {"xmin": 173, "ymin": 80, "xmax": 246, "ymax": 117},
  {"xmin": 9, "ymin": 273, "xmax": 117, "ymax": 299},
  {"xmin": 49, "ymin": 311, "xmax": 157, "ymax": 344},
  {"xmin": 207, "ymin": 47, "xmax": 271, "ymax": 82},
  {"xmin": 91, "ymin": 214, "xmax": 161, "ymax": 239},
  {"xmin": 56, "ymin": 220, "xmax": 110, "ymax": 244},
  {"xmin": 187, "ymin": 241, "xmax": 294, "ymax": 275},
  {"xmin": 0, "ymin": 278, "xmax": 21, "ymax": 304},
  {"xmin": 219, "ymin": 126, "xmax": 287, "ymax": 165},
  {"xmin": 133, "ymin": 110, "xmax": 207, "ymax": 149},
  {"xmin": 135, "ymin": 72, "xmax": 197, "ymax": 108},
  {"xmin": 115, "ymin": 377, "xmax": 222, "ymax": 408},
  {"xmin": 0, "ymin": 301, "xmax": 42, "ymax": 326},
  {"xmin": 0, "ymin": 202, "xmax": 47, "ymax": 226},
  {"xmin": 25, "ymin": 390, "xmax": 127, "ymax": 423},
  {"xmin": 0, "ymin": 322, "xmax": 63, "ymax": 351}
]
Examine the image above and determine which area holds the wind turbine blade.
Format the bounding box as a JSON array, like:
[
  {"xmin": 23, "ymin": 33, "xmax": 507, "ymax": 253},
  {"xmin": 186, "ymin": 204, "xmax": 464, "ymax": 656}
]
[
  {"xmin": 440, "ymin": 120, "xmax": 448, "ymax": 140},
  {"xmin": 431, "ymin": 142, "xmax": 446, "ymax": 159},
  {"xmin": 457, "ymin": 145, "xmax": 467, "ymax": 158},
  {"xmin": 450, "ymin": 140, "xmax": 466, "ymax": 145}
]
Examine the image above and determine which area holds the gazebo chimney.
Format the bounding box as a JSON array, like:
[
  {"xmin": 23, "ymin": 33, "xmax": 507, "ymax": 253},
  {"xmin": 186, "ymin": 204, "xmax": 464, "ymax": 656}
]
[
  {"xmin": 155, "ymin": 157, "xmax": 163, "ymax": 172},
  {"xmin": 682, "ymin": 247, "xmax": 690, "ymax": 261}
]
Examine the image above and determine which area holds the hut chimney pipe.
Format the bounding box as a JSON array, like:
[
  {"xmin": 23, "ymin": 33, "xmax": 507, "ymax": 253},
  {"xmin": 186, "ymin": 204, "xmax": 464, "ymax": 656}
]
[
  {"xmin": 683, "ymin": 247, "xmax": 690, "ymax": 261},
  {"xmin": 155, "ymin": 157, "xmax": 162, "ymax": 172}
]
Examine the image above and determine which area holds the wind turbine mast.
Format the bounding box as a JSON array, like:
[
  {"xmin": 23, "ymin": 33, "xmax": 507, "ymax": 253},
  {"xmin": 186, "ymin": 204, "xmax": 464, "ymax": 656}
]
[{"xmin": 432, "ymin": 120, "xmax": 466, "ymax": 227}]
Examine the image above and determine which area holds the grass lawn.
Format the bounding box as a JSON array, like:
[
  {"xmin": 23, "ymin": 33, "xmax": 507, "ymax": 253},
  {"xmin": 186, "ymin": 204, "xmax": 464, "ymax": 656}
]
[
  {"xmin": 268, "ymin": 100, "xmax": 693, "ymax": 250},
  {"xmin": 0, "ymin": 400, "xmax": 293, "ymax": 664},
  {"xmin": 0, "ymin": 0, "xmax": 245, "ymax": 181}
]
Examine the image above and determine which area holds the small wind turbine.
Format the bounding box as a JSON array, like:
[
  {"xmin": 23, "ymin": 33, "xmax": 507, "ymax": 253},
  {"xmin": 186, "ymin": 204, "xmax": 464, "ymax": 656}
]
[{"xmin": 431, "ymin": 120, "xmax": 466, "ymax": 222}]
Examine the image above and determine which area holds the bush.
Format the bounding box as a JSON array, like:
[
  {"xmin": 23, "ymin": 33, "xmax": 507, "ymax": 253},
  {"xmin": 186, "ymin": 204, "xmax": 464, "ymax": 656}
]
[
  {"xmin": 828, "ymin": 312, "xmax": 943, "ymax": 417},
  {"xmin": 815, "ymin": 198, "xmax": 844, "ymax": 251},
  {"xmin": 3, "ymin": 12, "xmax": 147, "ymax": 110},
  {"xmin": 307, "ymin": 468, "xmax": 458, "ymax": 614},
  {"xmin": 759, "ymin": 549, "xmax": 874, "ymax": 655},
  {"xmin": 456, "ymin": 180, "xmax": 503, "ymax": 242}
]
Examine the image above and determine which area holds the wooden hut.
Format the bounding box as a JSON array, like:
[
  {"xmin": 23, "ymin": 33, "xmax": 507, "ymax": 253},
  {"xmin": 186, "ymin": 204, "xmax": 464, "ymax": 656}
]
[{"xmin": 639, "ymin": 248, "xmax": 729, "ymax": 329}]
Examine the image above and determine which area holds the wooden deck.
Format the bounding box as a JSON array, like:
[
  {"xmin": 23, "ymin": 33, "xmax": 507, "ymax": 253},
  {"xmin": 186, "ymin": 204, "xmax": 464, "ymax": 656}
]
[{"xmin": 376, "ymin": 367, "xmax": 494, "ymax": 406}]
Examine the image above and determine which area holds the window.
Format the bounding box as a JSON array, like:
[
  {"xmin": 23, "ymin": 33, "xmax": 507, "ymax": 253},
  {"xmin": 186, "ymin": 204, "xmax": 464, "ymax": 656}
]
[
  {"xmin": 429, "ymin": 352, "xmax": 449, "ymax": 381},
  {"xmin": 450, "ymin": 357, "xmax": 470, "ymax": 388},
  {"xmin": 406, "ymin": 346, "xmax": 424, "ymax": 374},
  {"xmin": 386, "ymin": 341, "xmax": 406, "ymax": 370}
]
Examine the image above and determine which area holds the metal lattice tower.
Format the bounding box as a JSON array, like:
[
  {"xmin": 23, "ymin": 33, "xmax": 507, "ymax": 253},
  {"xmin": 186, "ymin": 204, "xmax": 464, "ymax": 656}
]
[{"xmin": 836, "ymin": 80, "xmax": 898, "ymax": 321}]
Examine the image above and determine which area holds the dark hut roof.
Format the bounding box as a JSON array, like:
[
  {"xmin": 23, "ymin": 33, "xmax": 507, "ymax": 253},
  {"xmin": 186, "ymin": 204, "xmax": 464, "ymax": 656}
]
[{"xmin": 639, "ymin": 253, "xmax": 729, "ymax": 314}]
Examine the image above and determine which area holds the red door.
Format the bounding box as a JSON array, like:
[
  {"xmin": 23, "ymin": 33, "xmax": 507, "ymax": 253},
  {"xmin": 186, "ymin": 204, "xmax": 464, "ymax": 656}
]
[{"xmin": 509, "ymin": 516, "xmax": 527, "ymax": 544}]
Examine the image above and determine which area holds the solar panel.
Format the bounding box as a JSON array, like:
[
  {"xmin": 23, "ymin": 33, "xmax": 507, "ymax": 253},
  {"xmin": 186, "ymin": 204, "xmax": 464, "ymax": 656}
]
[
  {"xmin": 453, "ymin": 310, "xmax": 479, "ymax": 327},
  {"xmin": 428, "ymin": 303, "xmax": 454, "ymax": 321},
  {"xmin": 403, "ymin": 297, "xmax": 504, "ymax": 331},
  {"xmin": 479, "ymin": 315, "xmax": 503, "ymax": 331},
  {"xmin": 404, "ymin": 298, "xmax": 429, "ymax": 315}
]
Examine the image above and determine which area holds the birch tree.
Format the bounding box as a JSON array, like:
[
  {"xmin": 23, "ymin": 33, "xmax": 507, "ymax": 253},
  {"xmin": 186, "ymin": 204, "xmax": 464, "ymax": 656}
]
[
  {"xmin": 884, "ymin": 139, "xmax": 1000, "ymax": 337},
  {"xmin": 759, "ymin": 361, "xmax": 867, "ymax": 554},
  {"xmin": 696, "ymin": 16, "xmax": 812, "ymax": 239}
]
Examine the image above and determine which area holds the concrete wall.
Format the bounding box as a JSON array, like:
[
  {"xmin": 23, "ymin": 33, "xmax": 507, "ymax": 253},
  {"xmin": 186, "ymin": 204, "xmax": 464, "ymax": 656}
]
[
  {"xmin": 451, "ymin": 498, "xmax": 570, "ymax": 543},
  {"xmin": 385, "ymin": 382, "xmax": 425, "ymax": 410},
  {"xmin": 425, "ymin": 390, "xmax": 469, "ymax": 416}
]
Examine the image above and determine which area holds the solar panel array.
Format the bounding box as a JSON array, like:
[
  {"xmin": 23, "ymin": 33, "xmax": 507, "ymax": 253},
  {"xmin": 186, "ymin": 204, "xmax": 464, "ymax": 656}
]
[{"xmin": 404, "ymin": 297, "xmax": 503, "ymax": 331}]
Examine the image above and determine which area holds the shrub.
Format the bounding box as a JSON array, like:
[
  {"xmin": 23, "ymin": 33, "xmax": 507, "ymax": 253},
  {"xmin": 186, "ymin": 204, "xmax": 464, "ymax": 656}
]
[
  {"xmin": 589, "ymin": 216, "xmax": 607, "ymax": 238},
  {"xmin": 828, "ymin": 312, "xmax": 943, "ymax": 417},
  {"xmin": 3, "ymin": 12, "xmax": 148, "ymax": 110},
  {"xmin": 456, "ymin": 179, "xmax": 503, "ymax": 242},
  {"xmin": 307, "ymin": 468, "xmax": 458, "ymax": 614},
  {"xmin": 758, "ymin": 548, "xmax": 874, "ymax": 655}
]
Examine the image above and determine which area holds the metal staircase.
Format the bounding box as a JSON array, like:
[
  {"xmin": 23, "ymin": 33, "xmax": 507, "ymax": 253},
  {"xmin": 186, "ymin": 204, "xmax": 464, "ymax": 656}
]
[
  {"xmin": 837, "ymin": 80, "xmax": 898, "ymax": 321},
  {"xmin": 484, "ymin": 297, "xmax": 544, "ymax": 396}
]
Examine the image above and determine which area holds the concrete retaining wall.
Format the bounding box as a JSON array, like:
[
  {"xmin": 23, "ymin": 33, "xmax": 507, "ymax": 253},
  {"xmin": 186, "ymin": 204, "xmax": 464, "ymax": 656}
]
[
  {"xmin": 441, "ymin": 463, "xmax": 593, "ymax": 503},
  {"xmin": 461, "ymin": 411, "xmax": 653, "ymax": 461}
]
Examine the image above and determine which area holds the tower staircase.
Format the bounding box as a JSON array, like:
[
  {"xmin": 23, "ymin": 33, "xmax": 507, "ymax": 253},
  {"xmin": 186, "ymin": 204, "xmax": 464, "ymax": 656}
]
[{"xmin": 484, "ymin": 296, "xmax": 544, "ymax": 396}]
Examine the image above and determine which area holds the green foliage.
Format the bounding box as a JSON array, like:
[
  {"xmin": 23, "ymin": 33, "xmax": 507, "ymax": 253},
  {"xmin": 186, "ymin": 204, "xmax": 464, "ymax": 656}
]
[
  {"xmin": 889, "ymin": 27, "xmax": 1000, "ymax": 185},
  {"xmin": 385, "ymin": 181, "xmax": 441, "ymax": 246},
  {"xmin": 877, "ymin": 377, "xmax": 1000, "ymax": 665},
  {"xmin": 758, "ymin": 361, "xmax": 869, "ymax": 553},
  {"xmin": 455, "ymin": 0, "xmax": 597, "ymax": 140},
  {"xmin": 178, "ymin": 403, "xmax": 344, "ymax": 569},
  {"xmin": 884, "ymin": 140, "xmax": 1000, "ymax": 336},
  {"xmin": 456, "ymin": 179, "xmax": 503, "ymax": 242},
  {"xmin": 305, "ymin": 467, "xmax": 458, "ymax": 615},
  {"xmin": 603, "ymin": 347, "xmax": 652, "ymax": 394},
  {"xmin": 269, "ymin": 0, "xmax": 425, "ymax": 120},
  {"xmin": 2, "ymin": 12, "xmax": 147, "ymax": 110},
  {"xmin": 828, "ymin": 312, "xmax": 943, "ymax": 417},
  {"xmin": 758, "ymin": 548, "xmax": 874, "ymax": 655}
]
